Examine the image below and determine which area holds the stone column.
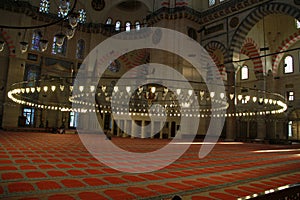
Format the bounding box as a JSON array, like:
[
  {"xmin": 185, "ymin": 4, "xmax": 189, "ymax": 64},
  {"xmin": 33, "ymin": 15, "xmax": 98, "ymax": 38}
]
[
  {"xmin": 151, "ymin": 122, "xmax": 155, "ymax": 139},
  {"xmin": 257, "ymin": 120, "xmax": 266, "ymax": 140},
  {"xmin": 131, "ymin": 120, "xmax": 136, "ymax": 138},
  {"xmin": 116, "ymin": 120, "xmax": 120, "ymax": 137},
  {"xmin": 226, "ymin": 69, "xmax": 236, "ymax": 141},
  {"xmin": 160, "ymin": 121, "xmax": 163, "ymax": 139},
  {"xmin": 247, "ymin": 121, "xmax": 250, "ymax": 139},
  {"xmin": 141, "ymin": 120, "xmax": 145, "ymax": 138},
  {"xmin": 111, "ymin": 118, "xmax": 114, "ymax": 136},
  {"xmin": 123, "ymin": 120, "xmax": 128, "ymax": 137}
]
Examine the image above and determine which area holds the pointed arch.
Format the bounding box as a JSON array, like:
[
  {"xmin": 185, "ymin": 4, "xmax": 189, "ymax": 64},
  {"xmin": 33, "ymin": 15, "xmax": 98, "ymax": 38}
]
[
  {"xmin": 272, "ymin": 29, "xmax": 300, "ymax": 75},
  {"xmin": 204, "ymin": 41, "xmax": 227, "ymax": 80},
  {"xmin": 229, "ymin": 2, "xmax": 300, "ymax": 72},
  {"xmin": 0, "ymin": 30, "xmax": 16, "ymax": 57},
  {"xmin": 240, "ymin": 37, "xmax": 264, "ymax": 76}
]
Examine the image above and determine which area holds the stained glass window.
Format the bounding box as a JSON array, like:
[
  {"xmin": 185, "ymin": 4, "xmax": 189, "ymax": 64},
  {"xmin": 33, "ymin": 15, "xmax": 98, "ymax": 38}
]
[
  {"xmin": 135, "ymin": 21, "xmax": 141, "ymax": 30},
  {"xmin": 78, "ymin": 9, "xmax": 86, "ymax": 24},
  {"xmin": 106, "ymin": 18, "xmax": 112, "ymax": 24},
  {"xmin": 52, "ymin": 36, "xmax": 67, "ymax": 56},
  {"xmin": 31, "ymin": 30, "xmax": 42, "ymax": 51},
  {"xmin": 296, "ymin": 19, "xmax": 300, "ymax": 29},
  {"xmin": 125, "ymin": 22, "xmax": 131, "ymax": 32},
  {"xmin": 209, "ymin": 0, "xmax": 216, "ymax": 6},
  {"xmin": 115, "ymin": 21, "xmax": 121, "ymax": 31},
  {"xmin": 39, "ymin": 0, "xmax": 50, "ymax": 13}
]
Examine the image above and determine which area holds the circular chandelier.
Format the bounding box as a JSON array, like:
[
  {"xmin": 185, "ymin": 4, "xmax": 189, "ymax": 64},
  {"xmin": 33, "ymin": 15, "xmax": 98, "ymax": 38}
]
[{"xmin": 7, "ymin": 77, "xmax": 287, "ymax": 118}]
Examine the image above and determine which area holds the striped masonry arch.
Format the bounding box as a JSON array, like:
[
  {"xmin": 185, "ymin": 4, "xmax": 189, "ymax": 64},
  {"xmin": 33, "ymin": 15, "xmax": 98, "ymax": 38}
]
[
  {"xmin": 0, "ymin": 29, "xmax": 16, "ymax": 57},
  {"xmin": 272, "ymin": 29, "xmax": 300, "ymax": 75},
  {"xmin": 229, "ymin": 2, "xmax": 300, "ymax": 73},
  {"xmin": 204, "ymin": 41, "xmax": 227, "ymax": 80},
  {"xmin": 240, "ymin": 37, "xmax": 264, "ymax": 76}
]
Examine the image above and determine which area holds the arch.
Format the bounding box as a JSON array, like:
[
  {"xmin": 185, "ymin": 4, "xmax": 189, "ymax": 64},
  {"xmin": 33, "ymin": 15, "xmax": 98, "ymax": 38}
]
[
  {"xmin": 0, "ymin": 30, "xmax": 16, "ymax": 57},
  {"xmin": 204, "ymin": 41, "xmax": 227, "ymax": 80},
  {"xmin": 272, "ymin": 29, "xmax": 300, "ymax": 75},
  {"xmin": 229, "ymin": 2, "xmax": 300, "ymax": 70},
  {"xmin": 240, "ymin": 37, "xmax": 263, "ymax": 75}
]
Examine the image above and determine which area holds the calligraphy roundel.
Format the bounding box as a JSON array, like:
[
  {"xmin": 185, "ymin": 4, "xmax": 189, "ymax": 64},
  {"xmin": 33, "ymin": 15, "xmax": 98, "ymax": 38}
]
[{"xmin": 91, "ymin": 0, "xmax": 105, "ymax": 11}]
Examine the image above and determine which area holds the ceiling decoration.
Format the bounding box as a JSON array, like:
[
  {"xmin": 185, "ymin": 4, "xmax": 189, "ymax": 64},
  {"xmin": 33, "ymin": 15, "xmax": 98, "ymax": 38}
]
[{"xmin": 117, "ymin": 0, "xmax": 143, "ymax": 11}]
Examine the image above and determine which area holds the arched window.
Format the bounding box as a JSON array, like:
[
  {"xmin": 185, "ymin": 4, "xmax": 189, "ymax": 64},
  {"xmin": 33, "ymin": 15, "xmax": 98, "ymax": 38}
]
[
  {"xmin": 115, "ymin": 21, "xmax": 121, "ymax": 31},
  {"xmin": 296, "ymin": 19, "xmax": 300, "ymax": 29},
  {"xmin": 52, "ymin": 35, "xmax": 67, "ymax": 56},
  {"xmin": 135, "ymin": 21, "xmax": 141, "ymax": 30},
  {"xmin": 39, "ymin": 0, "xmax": 50, "ymax": 13},
  {"xmin": 31, "ymin": 30, "xmax": 42, "ymax": 51},
  {"xmin": 209, "ymin": 0, "xmax": 216, "ymax": 7},
  {"xmin": 76, "ymin": 39, "xmax": 85, "ymax": 59},
  {"xmin": 241, "ymin": 65, "xmax": 249, "ymax": 80},
  {"xmin": 106, "ymin": 18, "xmax": 112, "ymax": 24},
  {"xmin": 288, "ymin": 121, "xmax": 293, "ymax": 137},
  {"xmin": 125, "ymin": 22, "xmax": 131, "ymax": 32},
  {"xmin": 78, "ymin": 9, "xmax": 86, "ymax": 24},
  {"xmin": 284, "ymin": 55, "xmax": 294, "ymax": 74}
]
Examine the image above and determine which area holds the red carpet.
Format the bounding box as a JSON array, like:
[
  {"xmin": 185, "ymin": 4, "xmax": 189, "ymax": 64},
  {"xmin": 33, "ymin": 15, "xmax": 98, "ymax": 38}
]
[{"xmin": 0, "ymin": 131, "xmax": 300, "ymax": 199}]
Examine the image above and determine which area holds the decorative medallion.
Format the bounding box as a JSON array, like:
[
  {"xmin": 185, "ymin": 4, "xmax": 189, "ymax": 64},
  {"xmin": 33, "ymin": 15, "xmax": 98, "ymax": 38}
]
[
  {"xmin": 91, "ymin": 0, "xmax": 105, "ymax": 11},
  {"xmin": 230, "ymin": 17, "xmax": 239, "ymax": 28}
]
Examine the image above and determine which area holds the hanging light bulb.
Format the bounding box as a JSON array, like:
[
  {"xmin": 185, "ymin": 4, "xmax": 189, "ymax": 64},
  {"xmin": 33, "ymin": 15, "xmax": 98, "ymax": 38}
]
[
  {"xmin": 245, "ymin": 95, "xmax": 250, "ymax": 102},
  {"xmin": 69, "ymin": 12, "xmax": 79, "ymax": 28},
  {"xmin": 113, "ymin": 86, "xmax": 119, "ymax": 93},
  {"xmin": 126, "ymin": 86, "xmax": 131, "ymax": 94},
  {"xmin": 43, "ymin": 86, "xmax": 48, "ymax": 92},
  {"xmin": 79, "ymin": 86, "xmax": 84, "ymax": 92},
  {"xmin": 176, "ymin": 89, "xmax": 181, "ymax": 95},
  {"xmin": 54, "ymin": 33, "xmax": 66, "ymax": 47},
  {"xmin": 65, "ymin": 26, "xmax": 76, "ymax": 40},
  {"xmin": 151, "ymin": 86, "xmax": 156, "ymax": 93},
  {"xmin": 20, "ymin": 41, "xmax": 29, "ymax": 53},
  {"xmin": 39, "ymin": 39, "xmax": 48, "ymax": 52},
  {"xmin": 60, "ymin": 85, "xmax": 65, "ymax": 91},
  {"xmin": 200, "ymin": 90, "xmax": 205, "ymax": 98},
  {"xmin": 229, "ymin": 93, "xmax": 235, "ymax": 100},
  {"xmin": 188, "ymin": 90, "xmax": 193, "ymax": 96},
  {"xmin": 164, "ymin": 87, "xmax": 169, "ymax": 94},
  {"xmin": 36, "ymin": 87, "xmax": 41, "ymax": 93},
  {"xmin": 90, "ymin": 85, "xmax": 95, "ymax": 92},
  {"xmin": 238, "ymin": 95, "xmax": 243, "ymax": 101},
  {"xmin": 51, "ymin": 85, "xmax": 56, "ymax": 92},
  {"xmin": 0, "ymin": 41, "xmax": 5, "ymax": 52},
  {"xmin": 101, "ymin": 85, "xmax": 106, "ymax": 93},
  {"xmin": 19, "ymin": 29, "xmax": 28, "ymax": 53},
  {"xmin": 253, "ymin": 96, "xmax": 257, "ymax": 103},
  {"xmin": 220, "ymin": 92, "xmax": 225, "ymax": 99}
]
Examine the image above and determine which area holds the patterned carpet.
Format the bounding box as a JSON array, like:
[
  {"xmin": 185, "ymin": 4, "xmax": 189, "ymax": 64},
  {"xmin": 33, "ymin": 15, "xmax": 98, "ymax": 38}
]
[{"xmin": 0, "ymin": 131, "xmax": 300, "ymax": 200}]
